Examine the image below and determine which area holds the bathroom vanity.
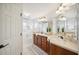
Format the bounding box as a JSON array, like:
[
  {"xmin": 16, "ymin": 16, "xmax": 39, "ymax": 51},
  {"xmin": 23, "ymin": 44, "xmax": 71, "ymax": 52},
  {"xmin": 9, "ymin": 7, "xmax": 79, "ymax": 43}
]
[
  {"xmin": 32, "ymin": 4, "xmax": 78, "ymax": 55},
  {"xmin": 33, "ymin": 33, "xmax": 78, "ymax": 55},
  {"xmin": 33, "ymin": 33, "xmax": 50, "ymax": 54}
]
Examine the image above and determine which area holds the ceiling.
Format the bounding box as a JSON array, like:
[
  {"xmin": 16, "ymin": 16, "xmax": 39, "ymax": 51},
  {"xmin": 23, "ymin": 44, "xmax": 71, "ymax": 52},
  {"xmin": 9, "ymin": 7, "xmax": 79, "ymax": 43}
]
[{"xmin": 22, "ymin": 3, "xmax": 60, "ymax": 18}]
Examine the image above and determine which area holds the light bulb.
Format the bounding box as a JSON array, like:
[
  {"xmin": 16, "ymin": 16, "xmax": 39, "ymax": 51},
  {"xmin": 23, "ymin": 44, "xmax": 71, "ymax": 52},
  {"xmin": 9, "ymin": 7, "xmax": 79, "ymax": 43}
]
[
  {"xmin": 59, "ymin": 16, "xmax": 66, "ymax": 21},
  {"xmin": 56, "ymin": 10, "xmax": 62, "ymax": 14},
  {"xmin": 63, "ymin": 3, "xmax": 76, "ymax": 7},
  {"xmin": 59, "ymin": 6, "xmax": 63, "ymax": 11}
]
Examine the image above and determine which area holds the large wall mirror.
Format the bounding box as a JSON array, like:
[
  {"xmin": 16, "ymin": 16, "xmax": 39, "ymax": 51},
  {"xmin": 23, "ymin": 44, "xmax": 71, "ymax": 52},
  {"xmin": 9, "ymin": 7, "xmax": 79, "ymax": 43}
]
[
  {"xmin": 56, "ymin": 4, "xmax": 77, "ymax": 41},
  {"xmin": 56, "ymin": 17, "xmax": 77, "ymax": 41}
]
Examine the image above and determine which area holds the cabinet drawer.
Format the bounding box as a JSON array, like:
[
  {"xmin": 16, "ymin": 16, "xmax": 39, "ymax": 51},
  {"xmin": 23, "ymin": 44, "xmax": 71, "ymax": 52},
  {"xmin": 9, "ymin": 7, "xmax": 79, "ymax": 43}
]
[
  {"xmin": 42, "ymin": 42, "xmax": 47, "ymax": 46},
  {"xmin": 42, "ymin": 36, "xmax": 47, "ymax": 40},
  {"xmin": 42, "ymin": 39, "xmax": 47, "ymax": 42},
  {"xmin": 38, "ymin": 35, "xmax": 41, "ymax": 39},
  {"xmin": 47, "ymin": 41, "xmax": 50, "ymax": 54},
  {"xmin": 38, "ymin": 40, "xmax": 42, "ymax": 48},
  {"xmin": 38, "ymin": 40, "xmax": 42, "ymax": 44}
]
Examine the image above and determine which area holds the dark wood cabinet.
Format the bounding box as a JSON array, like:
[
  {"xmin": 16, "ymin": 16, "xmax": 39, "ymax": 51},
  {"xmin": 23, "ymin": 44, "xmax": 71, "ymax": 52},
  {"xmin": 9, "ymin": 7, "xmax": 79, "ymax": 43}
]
[
  {"xmin": 50, "ymin": 43, "xmax": 78, "ymax": 55},
  {"xmin": 33, "ymin": 34, "xmax": 78, "ymax": 55},
  {"xmin": 33, "ymin": 34, "xmax": 49, "ymax": 54},
  {"xmin": 41, "ymin": 36, "xmax": 47, "ymax": 52},
  {"xmin": 33, "ymin": 34, "xmax": 38, "ymax": 45},
  {"xmin": 62, "ymin": 48, "xmax": 78, "ymax": 55},
  {"xmin": 37, "ymin": 35, "xmax": 42, "ymax": 48},
  {"xmin": 47, "ymin": 40, "xmax": 50, "ymax": 54},
  {"xmin": 41, "ymin": 36, "xmax": 50, "ymax": 54},
  {"xmin": 50, "ymin": 43, "xmax": 63, "ymax": 55}
]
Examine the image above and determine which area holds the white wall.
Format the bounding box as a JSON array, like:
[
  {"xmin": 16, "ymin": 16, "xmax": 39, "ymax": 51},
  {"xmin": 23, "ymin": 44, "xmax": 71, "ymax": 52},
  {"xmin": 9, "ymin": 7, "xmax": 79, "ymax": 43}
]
[
  {"xmin": 0, "ymin": 4, "xmax": 22, "ymax": 55},
  {"xmin": 22, "ymin": 3, "xmax": 60, "ymax": 17}
]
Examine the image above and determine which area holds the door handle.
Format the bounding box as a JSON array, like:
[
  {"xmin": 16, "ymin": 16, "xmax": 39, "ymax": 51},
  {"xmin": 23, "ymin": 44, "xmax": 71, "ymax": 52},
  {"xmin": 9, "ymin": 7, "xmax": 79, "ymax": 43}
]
[
  {"xmin": 0, "ymin": 43, "xmax": 9, "ymax": 49},
  {"xmin": 20, "ymin": 33, "xmax": 22, "ymax": 36}
]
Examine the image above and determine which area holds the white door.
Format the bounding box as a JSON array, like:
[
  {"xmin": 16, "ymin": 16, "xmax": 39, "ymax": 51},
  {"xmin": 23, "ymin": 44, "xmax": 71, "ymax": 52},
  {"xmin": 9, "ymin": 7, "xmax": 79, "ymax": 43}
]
[{"xmin": 0, "ymin": 4, "xmax": 22, "ymax": 55}]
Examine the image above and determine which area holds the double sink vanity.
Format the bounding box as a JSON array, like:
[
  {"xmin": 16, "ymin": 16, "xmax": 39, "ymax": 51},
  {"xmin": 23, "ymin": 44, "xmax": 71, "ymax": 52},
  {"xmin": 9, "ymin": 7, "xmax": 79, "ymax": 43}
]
[
  {"xmin": 33, "ymin": 32, "xmax": 78, "ymax": 55},
  {"xmin": 32, "ymin": 4, "xmax": 79, "ymax": 55}
]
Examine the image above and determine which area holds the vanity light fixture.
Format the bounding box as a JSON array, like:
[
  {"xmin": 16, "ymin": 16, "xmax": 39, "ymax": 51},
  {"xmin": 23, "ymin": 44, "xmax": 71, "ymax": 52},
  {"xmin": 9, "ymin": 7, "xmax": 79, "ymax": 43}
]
[
  {"xmin": 62, "ymin": 3, "xmax": 76, "ymax": 7},
  {"xmin": 56, "ymin": 4, "xmax": 64, "ymax": 14},
  {"xmin": 38, "ymin": 16, "xmax": 47, "ymax": 22},
  {"xmin": 56, "ymin": 3, "xmax": 75, "ymax": 15},
  {"xmin": 56, "ymin": 10, "xmax": 60, "ymax": 14},
  {"xmin": 59, "ymin": 6, "xmax": 64, "ymax": 11},
  {"xmin": 62, "ymin": 17, "xmax": 66, "ymax": 21},
  {"xmin": 56, "ymin": 10, "xmax": 62, "ymax": 15},
  {"xmin": 59, "ymin": 16, "xmax": 66, "ymax": 21}
]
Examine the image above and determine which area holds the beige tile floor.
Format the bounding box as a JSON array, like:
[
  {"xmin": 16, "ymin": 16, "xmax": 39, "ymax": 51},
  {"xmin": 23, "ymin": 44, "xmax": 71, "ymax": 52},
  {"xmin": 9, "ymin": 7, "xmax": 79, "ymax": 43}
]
[{"xmin": 22, "ymin": 44, "xmax": 47, "ymax": 55}]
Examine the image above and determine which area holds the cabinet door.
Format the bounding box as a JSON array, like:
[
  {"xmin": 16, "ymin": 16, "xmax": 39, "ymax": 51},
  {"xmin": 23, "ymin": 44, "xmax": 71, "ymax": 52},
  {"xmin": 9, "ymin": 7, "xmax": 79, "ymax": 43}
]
[
  {"xmin": 34, "ymin": 35, "xmax": 38, "ymax": 45},
  {"xmin": 50, "ymin": 43, "xmax": 78, "ymax": 55},
  {"xmin": 62, "ymin": 48, "xmax": 78, "ymax": 55},
  {"xmin": 41, "ymin": 36, "xmax": 47, "ymax": 52},
  {"xmin": 50, "ymin": 43, "xmax": 64, "ymax": 55},
  {"xmin": 50, "ymin": 43, "xmax": 57, "ymax": 55},
  {"xmin": 47, "ymin": 40, "xmax": 50, "ymax": 54},
  {"xmin": 37, "ymin": 35, "xmax": 42, "ymax": 48}
]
